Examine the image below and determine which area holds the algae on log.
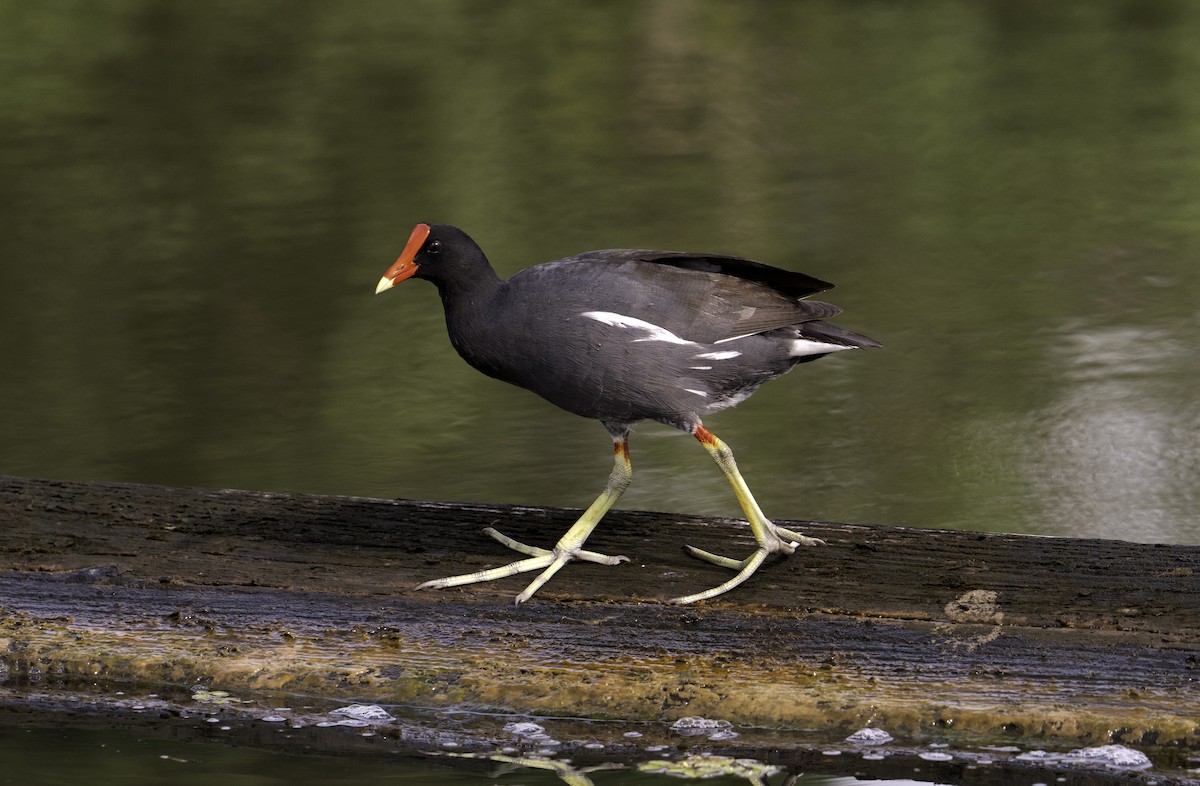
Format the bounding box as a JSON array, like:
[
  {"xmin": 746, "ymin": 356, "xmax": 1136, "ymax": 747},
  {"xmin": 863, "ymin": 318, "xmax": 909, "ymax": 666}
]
[{"xmin": 0, "ymin": 474, "xmax": 1197, "ymax": 747}]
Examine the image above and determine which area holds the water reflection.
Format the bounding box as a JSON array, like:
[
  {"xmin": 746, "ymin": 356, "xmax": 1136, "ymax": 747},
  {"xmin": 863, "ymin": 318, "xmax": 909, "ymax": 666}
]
[{"xmin": 1027, "ymin": 321, "xmax": 1200, "ymax": 542}]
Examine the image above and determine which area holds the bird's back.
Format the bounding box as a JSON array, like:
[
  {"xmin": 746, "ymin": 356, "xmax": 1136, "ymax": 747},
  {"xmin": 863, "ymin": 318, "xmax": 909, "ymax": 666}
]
[{"xmin": 517, "ymin": 250, "xmax": 843, "ymax": 334}]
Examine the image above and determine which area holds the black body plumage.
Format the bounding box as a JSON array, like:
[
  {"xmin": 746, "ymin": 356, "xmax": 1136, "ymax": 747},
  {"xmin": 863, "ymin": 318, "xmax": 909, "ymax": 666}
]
[{"xmin": 409, "ymin": 224, "xmax": 879, "ymax": 432}]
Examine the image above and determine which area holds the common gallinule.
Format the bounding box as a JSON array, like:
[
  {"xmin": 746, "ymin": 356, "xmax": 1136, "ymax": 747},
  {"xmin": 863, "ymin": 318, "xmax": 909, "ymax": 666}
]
[{"xmin": 375, "ymin": 223, "xmax": 879, "ymax": 604}]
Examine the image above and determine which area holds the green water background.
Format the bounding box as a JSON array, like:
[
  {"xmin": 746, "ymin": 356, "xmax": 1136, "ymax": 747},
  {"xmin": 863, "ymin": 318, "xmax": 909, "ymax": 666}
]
[{"xmin": 3, "ymin": 1, "xmax": 1198, "ymax": 544}]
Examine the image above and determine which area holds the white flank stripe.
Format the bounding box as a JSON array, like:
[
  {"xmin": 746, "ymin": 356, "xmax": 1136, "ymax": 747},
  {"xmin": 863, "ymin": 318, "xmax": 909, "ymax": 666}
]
[
  {"xmin": 683, "ymin": 388, "xmax": 708, "ymax": 397},
  {"xmin": 695, "ymin": 350, "xmax": 741, "ymax": 360},
  {"xmin": 690, "ymin": 365, "xmax": 712, "ymax": 370},
  {"xmin": 713, "ymin": 333, "xmax": 756, "ymax": 344},
  {"xmin": 580, "ymin": 311, "xmax": 695, "ymax": 345},
  {"xmin": 792, "ymin": 339, "xmax": 853, "ymax": 357}
]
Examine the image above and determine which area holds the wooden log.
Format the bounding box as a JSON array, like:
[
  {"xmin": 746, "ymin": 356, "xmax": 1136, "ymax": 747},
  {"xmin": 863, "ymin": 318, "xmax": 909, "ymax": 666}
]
[{"xmin": 0, "ymin": 474, "xmax": 1197, "ymax": 751}]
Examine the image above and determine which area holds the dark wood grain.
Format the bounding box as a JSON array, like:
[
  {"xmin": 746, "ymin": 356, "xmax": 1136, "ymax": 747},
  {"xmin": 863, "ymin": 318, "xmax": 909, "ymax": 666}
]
[{"xmin": 1, "ymin": 474, "xmax": 1197, "ymax": 749}]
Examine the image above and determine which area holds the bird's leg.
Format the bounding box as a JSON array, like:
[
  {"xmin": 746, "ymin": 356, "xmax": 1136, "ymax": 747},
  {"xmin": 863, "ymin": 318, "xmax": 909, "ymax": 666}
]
[
  {"xmin": 673, "ymin": 425, "xmax": 825, "ymax": 604},
  {"xmin": 415, "ymin": 433, "xmax": 632, "ymax": 604}
]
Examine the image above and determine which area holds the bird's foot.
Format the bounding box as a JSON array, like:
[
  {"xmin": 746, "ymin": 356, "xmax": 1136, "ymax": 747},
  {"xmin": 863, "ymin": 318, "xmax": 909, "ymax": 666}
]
[
  {"xmin": 773, "ymin": 524, "xmax": 826, "ymax": 549},
  {"xmin": 414, "ymin": 526, "xmax": 629, "ymax": 604},
  {"xmin": 673, "ymin": 521, "xmax": 825, "ymax": 604}
]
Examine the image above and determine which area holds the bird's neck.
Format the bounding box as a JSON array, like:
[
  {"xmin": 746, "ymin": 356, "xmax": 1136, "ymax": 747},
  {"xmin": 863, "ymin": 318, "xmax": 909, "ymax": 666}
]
[
  {"xmin": 440, "ymin": 275, "xmax": 513, "ymax": 382},
  {"xmin": 433, "ymin": 260, "xmax": 502, "ymax": 313},
  {"xmin": 432, "ymin": 257, "xmax": 505, "ymax": 351}
]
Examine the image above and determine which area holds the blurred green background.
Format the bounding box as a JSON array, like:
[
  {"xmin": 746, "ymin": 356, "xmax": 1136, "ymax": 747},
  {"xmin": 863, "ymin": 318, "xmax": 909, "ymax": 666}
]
[{"xmin": 2, "ymin": 0, "xmax": 1198, "ymax": 544}]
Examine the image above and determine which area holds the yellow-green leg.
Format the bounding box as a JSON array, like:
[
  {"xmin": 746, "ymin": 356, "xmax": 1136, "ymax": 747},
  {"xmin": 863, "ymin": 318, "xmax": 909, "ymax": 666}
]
[
  {"xmin": 415, "ymin": 432, "xmax": 632, "ymax": 604},
  {"xmin": 672, "ymin": 424, "xmax": 825, "ymax": 605}
]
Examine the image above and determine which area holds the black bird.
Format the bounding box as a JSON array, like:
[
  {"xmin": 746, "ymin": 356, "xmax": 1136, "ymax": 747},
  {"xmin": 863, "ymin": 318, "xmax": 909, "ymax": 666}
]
[{"xmin": 375, "ymin": 223, "xmax": 879, "ymax": 604}]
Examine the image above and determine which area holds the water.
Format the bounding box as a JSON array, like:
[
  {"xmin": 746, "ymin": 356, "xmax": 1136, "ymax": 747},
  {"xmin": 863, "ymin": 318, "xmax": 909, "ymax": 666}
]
[
  {"xmin": 0, "ymin": 709, "xmax": 1179, "ymax": 786},
  {"xmin": 3, "ymin": 1, "xmax": 1200, "ymax": 544},
  {"xmin": 0, "ymin": 726, "xmax": 874, "ymax": 785},
  {"xmin": 0, "ymin": 724, "xmax": 473, "ymax": 786}
]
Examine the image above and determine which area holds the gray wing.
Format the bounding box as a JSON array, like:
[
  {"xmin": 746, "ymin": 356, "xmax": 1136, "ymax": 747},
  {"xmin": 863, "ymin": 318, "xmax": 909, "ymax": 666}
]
[{"xmin": 537, "ymin": 250, "xmax": 841, "ymax": 344}]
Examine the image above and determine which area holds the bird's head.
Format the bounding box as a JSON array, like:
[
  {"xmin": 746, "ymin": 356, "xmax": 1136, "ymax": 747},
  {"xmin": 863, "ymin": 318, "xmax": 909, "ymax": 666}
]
[{"xmin": 375, "ymin": 223, "xmax": 485, "ymax": 294}]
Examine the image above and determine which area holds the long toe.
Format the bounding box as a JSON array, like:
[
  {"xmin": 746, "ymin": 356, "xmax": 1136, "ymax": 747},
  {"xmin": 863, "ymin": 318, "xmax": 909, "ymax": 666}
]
[
  {"xmin": 512, "ymin": 545, "xmax": 630, "ymax": 604},
  {"xmin": 483, "ymin": 526, "xmax": 553, "ymax": 557},
  {"xmin": 415, "ymin": 552, "xmax": 555, "ymax": 591},
  {"xmin": 773, "ymin": 525, "xmax": 826, "ymax": 548},
  {"xmin": 514, "ymin": 554, "xmax": 572, "ymax": 604},
  {"xmin": 576, "ymin": 549, "xmax": 631, "ymax": 566},
  {"xmin": 671, "ymin": 548, "xmax": 770, "ymax": 604},
  {"xmin": 683, "ymin": 544, "xmax": 749, "ymax": 571},
  {"xmin": 416, "ymin": 532, "xmax": 630, "ymax": 602}
]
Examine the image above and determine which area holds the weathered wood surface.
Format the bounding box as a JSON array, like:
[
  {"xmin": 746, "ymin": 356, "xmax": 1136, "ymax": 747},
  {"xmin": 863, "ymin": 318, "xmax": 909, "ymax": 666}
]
[{"xmin": 1, "ymin": 474, "xmax": 1197, "ymax": 750}]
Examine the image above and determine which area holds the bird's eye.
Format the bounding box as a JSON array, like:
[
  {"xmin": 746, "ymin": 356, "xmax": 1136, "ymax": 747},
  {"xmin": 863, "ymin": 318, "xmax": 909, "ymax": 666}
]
[{"xmin": 426, "ymin": 240, "xmax": 443, "ymax": 255}]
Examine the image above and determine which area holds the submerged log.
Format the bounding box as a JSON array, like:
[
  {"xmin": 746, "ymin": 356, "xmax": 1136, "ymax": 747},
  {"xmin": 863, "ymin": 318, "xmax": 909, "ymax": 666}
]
[{"xmin": 0, "ymin": 474, "xmax": 1197, "ymax": 750}]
